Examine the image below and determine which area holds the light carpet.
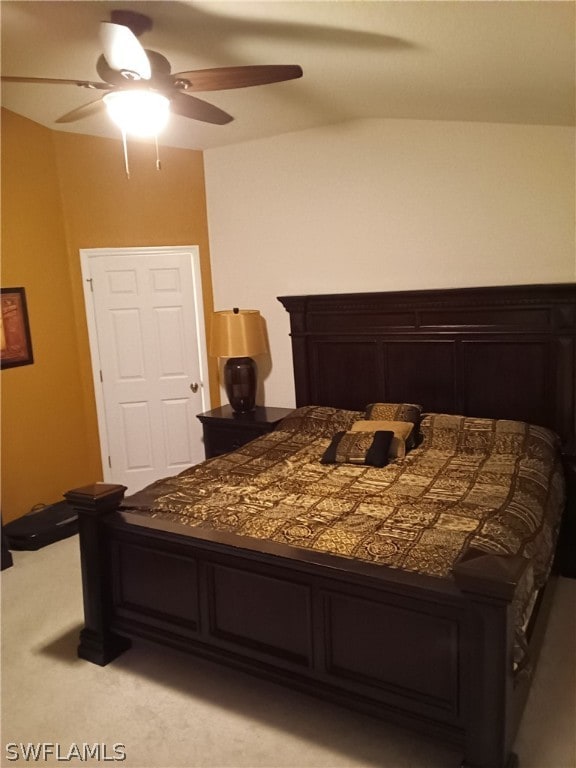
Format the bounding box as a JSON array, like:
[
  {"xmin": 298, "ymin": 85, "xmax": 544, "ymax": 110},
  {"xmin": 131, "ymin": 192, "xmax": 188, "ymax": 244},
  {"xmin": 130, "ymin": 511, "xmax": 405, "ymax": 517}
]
[{"xmin": 1, "ymin": 536, "xmax": 575, "ymax": 768}]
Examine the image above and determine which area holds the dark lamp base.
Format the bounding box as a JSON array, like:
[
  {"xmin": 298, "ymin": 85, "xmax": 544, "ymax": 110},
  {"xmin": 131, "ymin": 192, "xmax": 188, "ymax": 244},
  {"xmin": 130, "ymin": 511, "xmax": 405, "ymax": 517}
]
[{"xmin": 224, "ymin": 357, "xmax": 257, "ymax": 413}]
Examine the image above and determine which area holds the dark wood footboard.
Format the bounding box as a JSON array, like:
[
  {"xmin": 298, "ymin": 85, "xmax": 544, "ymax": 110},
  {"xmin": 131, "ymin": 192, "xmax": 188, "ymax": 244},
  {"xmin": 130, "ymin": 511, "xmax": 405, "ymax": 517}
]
[{"xmin": 65, "ymin": 483, "xmax": 555, "ymax": 768}]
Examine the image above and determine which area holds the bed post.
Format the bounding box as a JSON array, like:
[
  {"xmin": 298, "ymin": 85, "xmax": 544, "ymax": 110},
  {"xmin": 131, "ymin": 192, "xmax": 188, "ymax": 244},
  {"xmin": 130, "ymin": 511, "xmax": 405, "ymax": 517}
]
[
  {"xmin": 64, "ymin": 483, "xmax": 131, "ymax": 666},
  {"xmin": 452, "ymin": 549, "xmax": 529, "ymax": 768},
  {"xmin": 277, "ymin": 296, "xmax": 311, "ymax": 406}
]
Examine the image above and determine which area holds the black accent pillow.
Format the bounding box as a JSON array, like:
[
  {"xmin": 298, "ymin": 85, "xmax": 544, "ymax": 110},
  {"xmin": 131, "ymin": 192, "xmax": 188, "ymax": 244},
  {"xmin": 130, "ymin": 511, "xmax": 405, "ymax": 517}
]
[{"xmin": 320, "ymin": 430, "xmax": 394, "ymax": 468}]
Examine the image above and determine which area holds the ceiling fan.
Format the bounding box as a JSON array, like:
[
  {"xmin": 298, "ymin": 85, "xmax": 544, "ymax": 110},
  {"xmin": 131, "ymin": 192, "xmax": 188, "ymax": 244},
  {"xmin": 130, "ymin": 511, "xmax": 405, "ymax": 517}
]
[{"xmin": 1, "ymin": 9, "xmax": 303, "ymax": 131}]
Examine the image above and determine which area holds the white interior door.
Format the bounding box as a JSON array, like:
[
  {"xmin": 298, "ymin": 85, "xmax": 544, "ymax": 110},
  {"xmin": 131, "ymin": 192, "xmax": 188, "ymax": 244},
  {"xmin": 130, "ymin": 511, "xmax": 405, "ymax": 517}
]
[{"xmin": 81, "ymin": 246, "xmax": 209, "ymax": 495}]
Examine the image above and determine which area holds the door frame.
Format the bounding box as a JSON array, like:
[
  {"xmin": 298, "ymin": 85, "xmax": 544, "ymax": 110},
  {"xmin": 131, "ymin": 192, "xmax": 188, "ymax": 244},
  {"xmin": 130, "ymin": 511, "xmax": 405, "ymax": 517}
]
[{"xmin": 80, "ymin": 245, "xmax": 210, "ymax": 484}]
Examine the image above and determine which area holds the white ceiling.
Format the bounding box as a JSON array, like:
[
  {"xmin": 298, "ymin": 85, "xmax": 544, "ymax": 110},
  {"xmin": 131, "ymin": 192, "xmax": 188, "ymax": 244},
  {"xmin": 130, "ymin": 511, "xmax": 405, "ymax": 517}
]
[{"xmin": 1, "ymin": 0, "xmax": 574, "ymax": 151}]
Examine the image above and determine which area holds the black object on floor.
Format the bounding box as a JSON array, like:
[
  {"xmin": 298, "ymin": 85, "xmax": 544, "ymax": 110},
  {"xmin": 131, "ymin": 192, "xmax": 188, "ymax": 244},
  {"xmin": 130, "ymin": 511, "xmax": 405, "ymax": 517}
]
[
  {"xmin": 4, "ymin": 501, "xmax": 78, "ymax": 551},
  {"xmin": 1, "ymin": 520, "xmax": 13, "ymax": 569}
]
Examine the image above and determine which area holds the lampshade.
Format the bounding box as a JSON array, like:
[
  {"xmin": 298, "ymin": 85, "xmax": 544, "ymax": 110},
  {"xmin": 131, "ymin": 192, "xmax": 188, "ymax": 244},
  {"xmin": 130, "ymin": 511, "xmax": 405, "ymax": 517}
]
[
  {"xmin": 209, "ymin": 309, "xmax": 269, "ymax": 358},
  {"xmin": 103, "ymin": 90, "xmax": 170, "ymax": 137}
]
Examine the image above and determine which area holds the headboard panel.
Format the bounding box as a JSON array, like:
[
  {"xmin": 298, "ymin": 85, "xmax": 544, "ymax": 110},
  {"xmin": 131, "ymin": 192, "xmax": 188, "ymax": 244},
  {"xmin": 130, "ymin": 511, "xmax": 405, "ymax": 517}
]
[{"xmin": 278, "ymin": 284, "xmax": 576, "ymax": 451}]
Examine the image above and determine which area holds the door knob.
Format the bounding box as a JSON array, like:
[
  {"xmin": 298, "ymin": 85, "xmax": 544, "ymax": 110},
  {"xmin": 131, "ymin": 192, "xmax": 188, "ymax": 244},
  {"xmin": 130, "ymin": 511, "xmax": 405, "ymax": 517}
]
[{"xmin": 190, "ymin": 382, "xmax": 199, "ymax": 393}]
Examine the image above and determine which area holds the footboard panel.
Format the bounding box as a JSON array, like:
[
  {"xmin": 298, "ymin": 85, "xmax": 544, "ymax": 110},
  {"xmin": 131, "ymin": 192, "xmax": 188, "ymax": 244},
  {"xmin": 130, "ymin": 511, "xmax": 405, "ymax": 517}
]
[
  {"xmin": 113, "ymin": 540, "xmax": 201, "ymax": 638},
  {"xmin": 321, "ymin": 589, "xmax": 459, "ymax": 715},
  {"xmin": 109, "ymin": 518, "xmax": 466, "ymax": 740},
  {"xmin": 66, "ymin": 484, "xmax": 538, "ymax": 768}
]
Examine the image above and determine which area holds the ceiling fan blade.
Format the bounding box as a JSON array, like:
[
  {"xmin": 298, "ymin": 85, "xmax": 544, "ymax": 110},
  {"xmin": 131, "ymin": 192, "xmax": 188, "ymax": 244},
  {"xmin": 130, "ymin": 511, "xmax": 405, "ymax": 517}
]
[
  {"xmin": 100, "ymin": 21, "xmax": 151, "ymax": 80},
  {"xmin": 172, "ymin": 65, "xmax": 303, "ymax": 92},
  {"xmin": 170, "ymin": 92, "xmax": 233, "ymax": 125},
  {"xmin": 1, "ymin": 75, "xmax": 109, "ymax": 90},
  {"xmin": 96, "ymin": 55, "xmax": 127, "ymax": 86},
  {"xmin": 55, "ymin": 99, "xmax": 106, "ymax": 124},
  {"xmin": 110, "ymin": 10, "xmax": 152, "ymax": 38}
]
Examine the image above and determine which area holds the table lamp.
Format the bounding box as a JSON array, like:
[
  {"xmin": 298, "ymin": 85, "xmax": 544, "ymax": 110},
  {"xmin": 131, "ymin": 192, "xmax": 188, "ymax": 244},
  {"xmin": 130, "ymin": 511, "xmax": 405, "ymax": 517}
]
[{"xmin": 209, "ymin": 308, "xmax": 269, "ymax": 413}]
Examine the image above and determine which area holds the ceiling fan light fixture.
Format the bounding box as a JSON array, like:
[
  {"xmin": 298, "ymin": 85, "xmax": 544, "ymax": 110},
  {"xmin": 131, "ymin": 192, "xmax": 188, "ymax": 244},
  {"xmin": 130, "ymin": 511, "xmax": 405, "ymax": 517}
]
[{"xmin": 103, "ymin": 90, "xmax": 170, "ymax": 137}]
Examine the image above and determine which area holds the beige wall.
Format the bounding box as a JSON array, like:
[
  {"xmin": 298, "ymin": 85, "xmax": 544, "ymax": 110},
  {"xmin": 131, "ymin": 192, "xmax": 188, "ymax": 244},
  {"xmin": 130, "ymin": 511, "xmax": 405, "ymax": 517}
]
[
  {"xmin": 205, "ymin": 118, "xmax": 576, "ymax": 407},
  {"xmin": 1, "ymin": 110, "xmax": 216, "ymax": 522},
  {"xmin": 3, "ymin": 109, "xmax": 575, "ymax": 518}
]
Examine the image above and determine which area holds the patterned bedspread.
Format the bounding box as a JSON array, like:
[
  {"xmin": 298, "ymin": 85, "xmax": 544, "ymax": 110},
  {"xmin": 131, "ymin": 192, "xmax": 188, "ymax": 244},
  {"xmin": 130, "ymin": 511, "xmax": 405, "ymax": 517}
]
[{"xmin": 126, "ymin": 406, "xmax": 565, "ymax": 588}]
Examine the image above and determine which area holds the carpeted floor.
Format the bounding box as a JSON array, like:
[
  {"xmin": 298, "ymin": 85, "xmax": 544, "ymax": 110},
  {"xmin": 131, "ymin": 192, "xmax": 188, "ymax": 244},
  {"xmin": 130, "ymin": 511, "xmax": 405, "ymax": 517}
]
[{"xmin": 1, "ymin": 535, "xmax": 575, "ymax": 768}]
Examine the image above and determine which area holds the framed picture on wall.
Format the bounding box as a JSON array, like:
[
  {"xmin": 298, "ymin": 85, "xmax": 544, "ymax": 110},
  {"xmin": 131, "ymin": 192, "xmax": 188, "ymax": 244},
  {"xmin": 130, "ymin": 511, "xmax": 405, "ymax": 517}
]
[{"xmin": 0, "ymin": 287, "xmax": 34, "ymax": 369}]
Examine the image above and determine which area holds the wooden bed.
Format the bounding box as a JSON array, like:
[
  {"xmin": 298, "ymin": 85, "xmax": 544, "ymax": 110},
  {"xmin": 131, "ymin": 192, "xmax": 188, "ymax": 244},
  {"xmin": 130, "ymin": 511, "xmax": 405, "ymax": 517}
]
[{"xmin": 66, "ymin": 283, "xmax": 575, "ymax": 768}]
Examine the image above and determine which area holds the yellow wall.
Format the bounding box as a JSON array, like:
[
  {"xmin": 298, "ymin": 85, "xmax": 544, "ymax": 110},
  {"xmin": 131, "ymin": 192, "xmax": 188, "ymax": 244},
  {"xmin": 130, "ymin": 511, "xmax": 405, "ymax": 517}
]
[
  {"xmin": 1, "ymin": 111, "xmax": 91, "ymax": 522},
  {"xmin": 1, "ymin": 110, "xmax": 217, "ymax": 522}
]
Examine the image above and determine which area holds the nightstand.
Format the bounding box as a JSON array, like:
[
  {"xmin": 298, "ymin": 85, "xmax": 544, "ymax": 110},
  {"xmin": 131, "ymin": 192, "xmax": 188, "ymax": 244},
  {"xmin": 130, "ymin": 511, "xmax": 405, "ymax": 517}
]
[{"xmin": 197, "ymin": 405, "xmax": 294, "ymax": 459}]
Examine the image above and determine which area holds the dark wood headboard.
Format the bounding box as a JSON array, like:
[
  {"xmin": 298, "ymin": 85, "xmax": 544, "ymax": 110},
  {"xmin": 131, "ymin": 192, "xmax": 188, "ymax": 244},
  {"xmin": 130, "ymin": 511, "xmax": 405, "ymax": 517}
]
[{"xmin": 278, "ymin": 284, "xmax": 576, "ymax": 453}]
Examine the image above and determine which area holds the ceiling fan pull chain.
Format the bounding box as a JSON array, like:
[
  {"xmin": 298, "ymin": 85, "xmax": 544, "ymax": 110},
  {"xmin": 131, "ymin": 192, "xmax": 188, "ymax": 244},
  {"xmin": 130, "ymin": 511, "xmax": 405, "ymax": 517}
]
[
  {"xmin": 121, "ymin": 128, "xmax": 130, "ymax": 179},
  {"xmin": 154, "ymin": 135, "xmax": 162, "ymax": 171}
]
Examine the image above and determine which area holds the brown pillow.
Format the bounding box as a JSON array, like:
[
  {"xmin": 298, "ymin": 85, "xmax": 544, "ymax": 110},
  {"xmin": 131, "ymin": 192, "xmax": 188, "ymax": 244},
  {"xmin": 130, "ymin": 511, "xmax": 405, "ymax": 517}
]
[
  {"xmin": 351, "ymin": 420, "xmax": 414, "ymax": 459},
  {"xmin": 364, "ymin": 403, "xmax": 422, "ymax": 448},
  {"xmin": 277, "ymin": 405, "xmax": 363, "ymax": 437},
  {"xmin": 320, "ymin": 430, "xmax": 394, "ymax": 468}
]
